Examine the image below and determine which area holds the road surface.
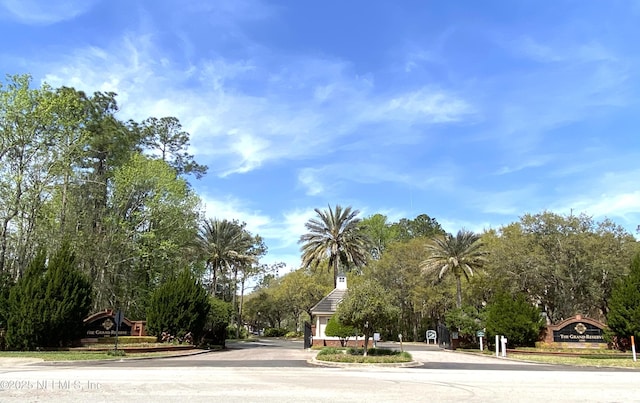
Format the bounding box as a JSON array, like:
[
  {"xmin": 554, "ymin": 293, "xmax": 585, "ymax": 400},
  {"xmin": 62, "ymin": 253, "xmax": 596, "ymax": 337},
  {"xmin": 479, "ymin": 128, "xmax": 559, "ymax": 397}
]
[{"xmin": 0, "ymin": 339, "xmax": 637, "ymax": 402}]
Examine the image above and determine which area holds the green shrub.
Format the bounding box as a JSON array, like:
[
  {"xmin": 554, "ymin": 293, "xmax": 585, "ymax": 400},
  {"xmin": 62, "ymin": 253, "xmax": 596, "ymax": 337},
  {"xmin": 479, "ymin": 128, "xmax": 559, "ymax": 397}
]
[
  {"xmin": 284, "ymin": 331, "xmax": 303, "ymax": 338},
  {"xmin": 346, "ymin": 347, "xmax": 401, "ymax": 356},
  {"xmin": 263, "ymin": 328, "xmax": 288, "ymax": 337},
  {"xmin": 201, "ymin": 298, "xmax": 231, "ymax": 347},
  {"xmin": 146, "ymin": 269, "xmax": 210, "ymax": 343},
  {"xmin": 0, "ymin": 271, "xmax": 14, "ymax": 335},
  {"xmin": 95, "ymin": 336, "xmax": 157, "ymax": 345},
  {"xmin": 444, "ymin": 306, "xmax": 484, "ymax": 337},
  {"xmin": 226, "ymin": 324, "xmax": 248, "ymax": 339},
  {"xmin": 107, "ymin": 349, "xmax": 126, "ymax": 357},
  {"xmin": 485, "ymin": 292, "xmax": 544, "ymax": 348},
  {"xmin": 606, "ymin": 254, "xmax": 640, "ymax": 346},
  {"xmin": 317, "ymin": 347, "xmax": 342, "ymax": 356},
  {"xmin": 6, "ymin": 245, "xmax": 92, "ymax": 350},
  {"xmin": 316, "ymin": 350, "xmax": 412, "ymax": 363},
  {"xmin": 325, "ymin": 315, "xmax": 358, "ymax": 347}
]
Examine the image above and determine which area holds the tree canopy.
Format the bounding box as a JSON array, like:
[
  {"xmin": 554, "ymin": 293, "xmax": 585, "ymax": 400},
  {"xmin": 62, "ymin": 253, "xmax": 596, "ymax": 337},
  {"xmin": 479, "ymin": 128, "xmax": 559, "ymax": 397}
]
[
  {"xmin": 606, "ymin": 254, "xmax": 640, "ymax": 341},
  {"xmin": 299, "ymin": 205, "xmax": 371, "ymax": 287},
  {"xmin": 420, "ymin": 230, "xmax": 486, "ymax": 308},
  {"xmin": 336, "ymin": 278, "xmax": 399, "ymax": 355}
]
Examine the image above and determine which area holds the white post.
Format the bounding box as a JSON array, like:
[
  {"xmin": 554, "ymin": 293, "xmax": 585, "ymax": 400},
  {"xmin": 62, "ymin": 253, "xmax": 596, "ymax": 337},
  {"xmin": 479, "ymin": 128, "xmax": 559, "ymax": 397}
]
[
  {"xmin": 500, "ymin": 336, "xmax": 507, "ymax": 358},
  {"xmin": 632, "ymin": 336, "xmax": 637, "ymax": 362},
  {"xmin": 479, "ymin": 336, "xmax": 483, "ymax": 351},
  {"xmin": 495, "ymin": 335, "xmax": 499, "ymax": 357}
]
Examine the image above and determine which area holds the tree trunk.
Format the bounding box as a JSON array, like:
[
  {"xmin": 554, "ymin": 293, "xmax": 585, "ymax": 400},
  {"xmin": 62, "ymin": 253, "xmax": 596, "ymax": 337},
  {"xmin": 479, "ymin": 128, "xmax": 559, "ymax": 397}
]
[
  {"xmin": 455, "ymin": 275, "xmax": 462, "ymax": 308},
  {"xmin": 332, "ymin": 259, "xmax": 338, "ymax": 288},
  {"xmin": 210, "ymin": 264, "xmax": 218, "ymax": 296},
  {"xmin": 363, "ymin": 334, "xmax": 370, "ymax": 356},
  {"xmin": 233, "ymin": 267, "xmax": 239, "ymax": 339},
  {"xmin": 239, "ymin": 277, "xmax": 246, "ymax": 338}
]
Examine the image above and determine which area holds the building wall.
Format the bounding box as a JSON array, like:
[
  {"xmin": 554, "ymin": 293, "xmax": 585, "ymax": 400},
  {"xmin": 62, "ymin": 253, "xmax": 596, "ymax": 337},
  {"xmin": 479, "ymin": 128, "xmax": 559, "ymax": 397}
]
[
  {"xmin": 317, "ymin": 316, "xmax": 328, "ymax": 339},
  {"xmin": 312, "ymin": 313, "xmax": 372, "ymax": 348},
  {"xmin": 312, "ymin": 339, "xmax": 372, "ymax": 348}
]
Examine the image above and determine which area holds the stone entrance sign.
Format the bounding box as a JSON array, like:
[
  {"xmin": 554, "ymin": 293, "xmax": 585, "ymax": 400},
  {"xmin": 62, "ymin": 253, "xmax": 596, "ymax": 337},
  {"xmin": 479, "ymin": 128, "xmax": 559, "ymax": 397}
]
[
  {"xmin": 83, "ymin": 309, "xmax": 146, "ymax": 339},
  {"xmin": 553, "ymin": 321, "xmax": 604, "ymax": 343},
  {"xmin": 543, "ymin": 315, "xmax": 606, "ymax": 348}
]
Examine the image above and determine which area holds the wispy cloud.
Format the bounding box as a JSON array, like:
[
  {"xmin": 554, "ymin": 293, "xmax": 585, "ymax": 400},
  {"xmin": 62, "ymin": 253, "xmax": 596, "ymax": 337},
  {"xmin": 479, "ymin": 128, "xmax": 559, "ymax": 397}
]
[
  {"xmin": 513, "ymin": 36, "xmax": 619, "ymax": 64},
  {"xmin": 297, "ymin": 161, "xmax": 458, "ymax": 198},
  {"xmin": 200, "ymin": 194, "xmax": 271, "ymax": 234},
  {"xmin": 551, "ymin": 169, "xmax": 640, "ymax": 227},
  {"xmin": 494, "ymin": 154, "xmax": 555, "ymax": 175},
  {"xmin": 200, "ymin": 194, "xmax": 314, "ymax": 264},
  {"xmin": 41, "ymin": 25, "xmax": 475, "ymax": 178},
  {"xmin": 0, "ymin": 0, "xmax": 98, "ymax": 25}
]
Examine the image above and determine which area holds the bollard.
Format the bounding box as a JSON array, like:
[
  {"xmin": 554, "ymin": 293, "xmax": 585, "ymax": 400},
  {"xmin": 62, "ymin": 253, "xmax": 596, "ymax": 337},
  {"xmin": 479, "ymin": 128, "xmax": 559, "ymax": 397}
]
[
  {"xmin": 500, "ymin": 336, "xmax": 507, "ymax": 358},
  {"xmin": 632, "ymin": 336, "xmax": 637, "ymax": 362},
  {"xmin": 495, "ymin": 335, "xmax": 499, "ymax": 357}
]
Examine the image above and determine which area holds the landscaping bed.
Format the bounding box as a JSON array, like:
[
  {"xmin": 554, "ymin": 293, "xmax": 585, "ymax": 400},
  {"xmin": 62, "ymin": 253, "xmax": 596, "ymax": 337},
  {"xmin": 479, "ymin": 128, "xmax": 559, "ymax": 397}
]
[
  {"xmin": 461, "ymin": 347, "xmax": 640, "ymax": 369},
  {"xmin": 316, "ymin": 347, "xmax": 412, "ymax": 364}
]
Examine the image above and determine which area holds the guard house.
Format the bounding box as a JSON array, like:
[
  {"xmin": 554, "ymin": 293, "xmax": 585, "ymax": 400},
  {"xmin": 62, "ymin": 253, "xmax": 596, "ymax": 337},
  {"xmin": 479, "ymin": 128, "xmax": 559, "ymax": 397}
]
[{"xmin": 310, "ymin": 274, "xmax": 358, "ymax": 347}]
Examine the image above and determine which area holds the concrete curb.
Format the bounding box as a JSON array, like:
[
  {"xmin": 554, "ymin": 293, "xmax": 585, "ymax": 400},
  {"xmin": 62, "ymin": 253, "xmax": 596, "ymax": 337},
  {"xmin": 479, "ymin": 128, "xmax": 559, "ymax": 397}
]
[
  {"xmin": 36, "ymin": 348, "xmax": 215, "ymax": 366},
  {"xmin": 308, "ymin": 357, "xmax": 423, "ymax": 368}
]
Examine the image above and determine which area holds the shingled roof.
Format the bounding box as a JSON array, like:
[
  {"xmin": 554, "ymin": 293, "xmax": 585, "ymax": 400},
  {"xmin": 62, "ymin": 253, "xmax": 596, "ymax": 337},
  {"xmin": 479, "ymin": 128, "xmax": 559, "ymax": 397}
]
[{"xmin": 310, "ymin": 288, "xmax": 347, "ymax": 315}]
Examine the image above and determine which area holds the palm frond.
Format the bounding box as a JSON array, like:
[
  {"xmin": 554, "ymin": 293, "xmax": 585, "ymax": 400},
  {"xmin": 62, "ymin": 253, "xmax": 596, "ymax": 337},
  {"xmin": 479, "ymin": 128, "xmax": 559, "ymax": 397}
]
[{"xmin": 298, "ymin": 204, "xmax": 372, "ymax": 286}]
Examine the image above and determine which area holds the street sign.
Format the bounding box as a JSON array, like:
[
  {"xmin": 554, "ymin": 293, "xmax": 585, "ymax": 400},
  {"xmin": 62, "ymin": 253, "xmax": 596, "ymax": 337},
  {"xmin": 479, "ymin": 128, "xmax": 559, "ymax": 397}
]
[
  {"xmin": 115, "ymin": 310, "xmax": 124, "ymax": 326},
  {"xmin": 476, "ymin": 330, "xmax": 485, "ymax": 337},
  {"xmin": 114, "ymin": 310, "xmax": 124, "ymax": 352}
]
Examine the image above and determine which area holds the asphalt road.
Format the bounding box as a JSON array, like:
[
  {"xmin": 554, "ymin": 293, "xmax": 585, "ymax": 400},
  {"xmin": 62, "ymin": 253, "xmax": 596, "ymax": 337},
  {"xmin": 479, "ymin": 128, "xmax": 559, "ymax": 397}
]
[{"xmin": 1, "ymin": 339, "xmax": 638, "ymax": 402}]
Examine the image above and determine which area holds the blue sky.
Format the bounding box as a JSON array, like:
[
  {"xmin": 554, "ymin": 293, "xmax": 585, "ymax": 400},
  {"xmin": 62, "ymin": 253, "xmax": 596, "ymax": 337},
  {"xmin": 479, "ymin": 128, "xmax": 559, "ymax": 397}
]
[{"xmin": 2, "ymin": 0, "xmax": 639, "ymax": 272}]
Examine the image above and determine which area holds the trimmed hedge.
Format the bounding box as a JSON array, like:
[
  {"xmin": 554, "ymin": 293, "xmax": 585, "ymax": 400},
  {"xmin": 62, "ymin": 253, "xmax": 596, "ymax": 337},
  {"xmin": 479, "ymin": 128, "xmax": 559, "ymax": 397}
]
[
  {"xmin": 95, "ymin": 336, "xmax": 157, "ymax": 345},
  {"xmin": 316, "ymin": 347, "xmax": 412, "ymax": 363},
  {"xmin": 263, "ymin": 328, "xmax": 288, "ymax": 337}
]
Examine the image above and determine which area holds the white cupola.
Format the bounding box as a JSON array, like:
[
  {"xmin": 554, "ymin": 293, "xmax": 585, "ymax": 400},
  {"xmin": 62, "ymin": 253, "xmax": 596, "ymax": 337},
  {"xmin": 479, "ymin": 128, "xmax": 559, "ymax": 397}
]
[{"xmin": 336, "ymin": 273, "xmax": 347, "ymax": 290}]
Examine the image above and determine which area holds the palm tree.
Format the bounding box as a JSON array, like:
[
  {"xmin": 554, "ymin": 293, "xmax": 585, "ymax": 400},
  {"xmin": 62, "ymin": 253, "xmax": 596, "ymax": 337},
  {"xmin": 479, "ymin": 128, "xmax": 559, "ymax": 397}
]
[
  {"xmin": 198, "ymin": 218, "xmax": 259, "ymax": 338},
  {"xmin": 197, "ymin": 218, "xmax": 255, "ymax": 297},
  {"xmin": 299, "ymin": 205, "xmax": 371, "ymax": 288},
  {"xmin": 420, "ymin": 229, "xmax": 486, "ymax": 308}
]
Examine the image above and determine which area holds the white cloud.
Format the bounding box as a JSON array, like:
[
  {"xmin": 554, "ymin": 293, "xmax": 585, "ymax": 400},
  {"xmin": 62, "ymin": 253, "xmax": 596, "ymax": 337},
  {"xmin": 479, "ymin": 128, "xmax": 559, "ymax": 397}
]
[
  {"xmin": 40, "ymin": 28, "xmax": 475, "ymax": 178},
  {"xmin": 550, "ymin": 169, "xmax": 640, "ymax": 231},
  {"xmin": 580, "ymin": 192, "xmax": 640, "ymax": 218},
  {"xmin": 297, "ymin": 161, "xmax": 452, "ymax": 197},
  {"xmin": 199, "ymin": 195, "xmax": 318, "ymax": 265},
  {"xmin": 0, "ymin": 0, "xmax": 98, "ymax": 25},
  {"xmin": 514, "ymin": 36, "xmax": 618, "ymax": 64},
  {"xmin": 298, "ymin": 168, "xmax": 325, "ymax": 196},
  {"xmin": 438, "ymin": 217, "xmax": 495, "ymax": 235},
  {"xmin": 200, "ymin": 194, "xmax": 271, "ymax": 234},
  {"xmin": 495, "ymin": 155, "xmax": 555, "ymax": 175},
  {"xmin": 374, "ymin": 89, "xmax": 474, "ymax": 123}
]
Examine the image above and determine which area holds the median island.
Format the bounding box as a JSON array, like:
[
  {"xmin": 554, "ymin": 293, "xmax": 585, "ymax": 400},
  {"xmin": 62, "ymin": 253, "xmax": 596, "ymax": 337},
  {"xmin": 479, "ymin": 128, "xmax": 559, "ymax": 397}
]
[{"xmin": 315, "ymin": 347, "xmax": 412, "ymax": 364}]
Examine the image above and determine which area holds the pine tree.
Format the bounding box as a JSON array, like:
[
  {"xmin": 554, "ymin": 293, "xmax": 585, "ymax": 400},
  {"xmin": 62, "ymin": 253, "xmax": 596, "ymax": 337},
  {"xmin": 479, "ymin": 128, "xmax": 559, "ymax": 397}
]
[
  {"xmin": 146, "ymin": 269, "xmax": 210, "ymax": 342},
  {"xmin": 5, "ymin": 246, "xmax": 92, "ymax": 350},
  {"xmin": 485, "ymin": 292, "xmax": 544, "ymax": 348},
  {"xmin": 606, "ymin": 254, "xmax": 640, "ymax": 340},
  {"xmin": 43, "ymin": 243, "xmax": 93, "ymax": 347},
  {"xmin": 6, "ymin": 250, "xmax": 47, "ymax": 350}
]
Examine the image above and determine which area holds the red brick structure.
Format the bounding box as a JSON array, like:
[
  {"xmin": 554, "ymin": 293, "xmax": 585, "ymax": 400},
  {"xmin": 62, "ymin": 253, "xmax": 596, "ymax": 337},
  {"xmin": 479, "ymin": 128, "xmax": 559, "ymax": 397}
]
[
  {"xmin": 541, "ymin": 314, "xmax": 607, "ymax": 349},
  {"xmin": 82, "ymin": 309, "xmax": 147, "ymax": 344}
]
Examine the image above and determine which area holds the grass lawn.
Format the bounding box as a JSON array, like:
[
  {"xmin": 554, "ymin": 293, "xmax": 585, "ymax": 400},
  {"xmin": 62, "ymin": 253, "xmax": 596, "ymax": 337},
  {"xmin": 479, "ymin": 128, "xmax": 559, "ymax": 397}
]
[
  {"xmin": 0, "ymin": 350, "xmax": 185, "ymax": 361},
  {"xmin": 507, "ymin": 353, "xmax": 640, "ymax": 369},
  {"xmin": 462, "ymin": 348, "xmax": 640, "ymax": 369}
]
